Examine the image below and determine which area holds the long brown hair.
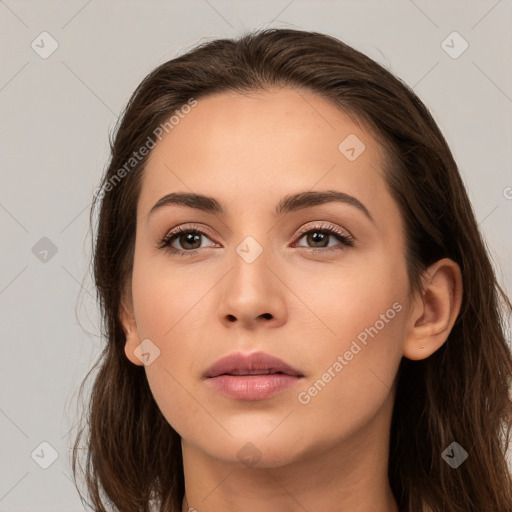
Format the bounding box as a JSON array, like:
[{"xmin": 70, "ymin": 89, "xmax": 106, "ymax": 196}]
[{"xmin": 71, "ymin": 28, "xmax": 512, "ymax": 511}]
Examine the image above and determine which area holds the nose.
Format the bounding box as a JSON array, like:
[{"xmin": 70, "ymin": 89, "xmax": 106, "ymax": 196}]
[{"xmin": 217, "ymin": 247, "xmax": 287, "ymax": 330}]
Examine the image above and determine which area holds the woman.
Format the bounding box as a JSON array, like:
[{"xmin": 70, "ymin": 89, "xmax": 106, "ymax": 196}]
[{"xmin": 72, "ymin": 28, "xmax": 512, "ymax": 511}]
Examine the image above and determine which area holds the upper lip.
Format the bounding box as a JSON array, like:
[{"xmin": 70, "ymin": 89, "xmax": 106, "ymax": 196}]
[{"xmin": 203, "ymin": 351, "xmax": 304, "ymax": 378}]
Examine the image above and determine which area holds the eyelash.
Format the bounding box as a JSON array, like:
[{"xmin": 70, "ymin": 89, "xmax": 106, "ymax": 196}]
[{"xmin": 157, "ymin": 223, "xmax": 355, "ymax": 257}]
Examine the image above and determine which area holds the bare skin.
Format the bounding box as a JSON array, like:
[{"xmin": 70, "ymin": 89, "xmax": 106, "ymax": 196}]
[{"xmin": 119, "ymin": 87, "xmax": 462, "ymax": 512}]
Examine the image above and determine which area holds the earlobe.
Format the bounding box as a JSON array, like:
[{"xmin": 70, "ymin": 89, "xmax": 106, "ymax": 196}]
[
  {"xmin": 403, "ymin": 258, "xmax": 463, "ymax": 361},
  {"xmin": 119, "ymin": 297, "xmax": 144, "ymax": 367}
]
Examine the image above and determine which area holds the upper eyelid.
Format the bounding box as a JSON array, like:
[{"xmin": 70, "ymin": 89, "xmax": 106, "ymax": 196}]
[
  {"xmin": 164, "ymin": 223, "xmax": 216, "ymax": 241},
  {"xmin": 295, "ymin": 222, "xmax": 352, "ymax": 238}
]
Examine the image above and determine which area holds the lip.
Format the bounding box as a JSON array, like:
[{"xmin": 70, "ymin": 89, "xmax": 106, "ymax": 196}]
[
  {"xmin": 203, "ymin": 351, "xmax": 304, "ymax": 401},
  {"xmin": 203, "ymin": 351, "xmax": 303, "ymax": 378}
]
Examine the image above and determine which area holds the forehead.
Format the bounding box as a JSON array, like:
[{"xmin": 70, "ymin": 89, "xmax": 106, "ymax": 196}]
[{"xmin": 138, "ymin": 87, "xmax": 396, "ymax": 227}]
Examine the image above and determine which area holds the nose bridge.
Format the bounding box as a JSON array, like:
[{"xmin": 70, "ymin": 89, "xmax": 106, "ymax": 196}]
[
  {"xmin": 216, "ymin": 227, "xmax": 286, "ymax": 327},
  {"xmin": 226, "ymin": 213, "xmax": 274, "ymax": 276},
  {"xmin": 229, "ymin": 231, "xmax": 272, "ymax": 301}
]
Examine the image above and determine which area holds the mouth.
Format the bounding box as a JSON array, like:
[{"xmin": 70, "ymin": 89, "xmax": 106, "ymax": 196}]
[{"xmin": 203, "ymin": 351, "xmax": 304, "ymax": 401}]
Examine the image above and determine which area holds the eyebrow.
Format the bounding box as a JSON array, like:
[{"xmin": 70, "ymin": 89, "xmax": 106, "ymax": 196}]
[{"xmin": 147, "ymin": 190, "xmax": 374, "ymax": 224}]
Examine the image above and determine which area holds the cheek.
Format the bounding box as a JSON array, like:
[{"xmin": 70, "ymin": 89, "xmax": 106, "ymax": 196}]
[
  {"xmin": 131, "ymin": 249, "xmax": 215, "ymax": 341},
  {"xmin": 289, "ymin": 248, "xmax": 408, "ymax": 407},
  {"xmin": 130, "ymin": 255, "xmax": 221, "ymax": 435},
  {"xmin": 289, "ymin": 246, "xmax": 408, "ymax": 349},
  {"xmin": 292, "ymin": 282, "xmax": 407, "ymax": 450}
]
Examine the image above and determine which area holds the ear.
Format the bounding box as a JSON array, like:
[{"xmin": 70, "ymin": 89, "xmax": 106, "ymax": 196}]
[
  {"xmin": 403, "ymin": 258, "xmax": 463, "ymax": 361},
  {"xmin": 119, "ymin": 288, "xmax": 144, "ymax": 367}
]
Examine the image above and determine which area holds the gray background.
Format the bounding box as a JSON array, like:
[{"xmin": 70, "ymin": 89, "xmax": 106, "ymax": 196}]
[{"xmin": 1, "ymin": 1, "xmax": 511, "ymax": 510}]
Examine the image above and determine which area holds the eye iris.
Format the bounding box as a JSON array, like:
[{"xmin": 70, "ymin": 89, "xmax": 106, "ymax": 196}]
[
  {"xmin": 308, "ymin": 231, "xmax": 328, "ymax": 248},
  {"xmin": 180, "ymin": 232, "xmax": 201, "ymax": 250}
]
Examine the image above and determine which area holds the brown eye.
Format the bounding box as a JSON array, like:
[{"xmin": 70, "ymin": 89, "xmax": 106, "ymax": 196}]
[
  {"xmin": 295, "ymin": 225, "xmax": 354, "ymax": 251},
  {"xmin": 173, "ymin": 231, "xmax": 203, "ymax": 250},
  {"xmin": 303, "ymin": 230, "xmax": 331, "ymax": 248},
  {"xmin": 158, "ymin": 226, "xmax": 217, "ymax": 255}
]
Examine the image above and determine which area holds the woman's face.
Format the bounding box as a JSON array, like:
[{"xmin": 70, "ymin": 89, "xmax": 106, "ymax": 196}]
[{"xmin": 122, "ymin": 87, "xmax": 414, "ymax": 467}]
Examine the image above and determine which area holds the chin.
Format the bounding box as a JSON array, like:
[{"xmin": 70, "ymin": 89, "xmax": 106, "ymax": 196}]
[{"xmin": 198, "ymin": 429, "xmax": 311, "ymax": 469}]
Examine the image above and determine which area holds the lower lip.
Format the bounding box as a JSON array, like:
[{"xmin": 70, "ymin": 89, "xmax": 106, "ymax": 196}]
[{"xmin": 206, "ymin": 374, "xmax": 302, "ymax": 400}]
